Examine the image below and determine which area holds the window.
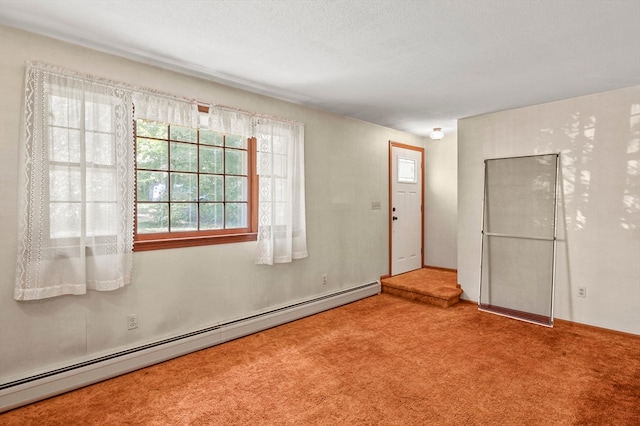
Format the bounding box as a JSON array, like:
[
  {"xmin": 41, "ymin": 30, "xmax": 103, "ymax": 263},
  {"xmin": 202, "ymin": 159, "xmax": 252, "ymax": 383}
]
[
  {"xmin": 48, "ymin": 88, "xmax": 120, "ymax": 241},
  {"xmin": 134, "ymin": 119, "xmax": 258, "ymax": 251},
  {"xmin": 15, "ymin": 62, "xmax": 135, "ymax": 301},
  {"xmin": 397, "ymin": 157, "xmax": 417, "ymax": 183},
  {"xmin": 17, "ymin": 62, "xmax": 307, "ymax": 301}
]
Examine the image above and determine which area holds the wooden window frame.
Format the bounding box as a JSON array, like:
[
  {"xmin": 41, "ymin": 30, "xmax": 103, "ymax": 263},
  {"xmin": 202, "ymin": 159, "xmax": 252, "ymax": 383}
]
[{"xmin": 133, "ymin": 120, "xmax": 258, "ymax": 252}]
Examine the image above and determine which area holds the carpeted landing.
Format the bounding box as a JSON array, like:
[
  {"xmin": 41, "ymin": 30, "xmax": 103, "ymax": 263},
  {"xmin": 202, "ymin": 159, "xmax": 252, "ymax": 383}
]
[{"xmin": 380, "ymin": 267, "xmax": 462, "ymax": 307}]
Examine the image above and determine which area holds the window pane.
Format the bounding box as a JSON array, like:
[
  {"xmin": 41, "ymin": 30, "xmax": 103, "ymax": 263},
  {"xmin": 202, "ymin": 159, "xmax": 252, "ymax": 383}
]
[
  {"xmin": 225, "ymin": 203, "xmax": 247, "ymax": 228},
  {"xmin": 225, "ymin": 176, "xmax": 247, "ymax": 201},
  {"xmin": 50, "ymin": 167, "xmax": 81, "ymax": 201},
  {"xmin": 50, "ymin": 127, "xmax": 81, "ymax": 163},
  {"xmin": 225, "ymin": 149, "xmax": 247, "ymax": 175},
  {"xmin": 50, "ymin": 95, "xmax": 81, "ymax": 128},
  {"xmin": 200, "ymin": 203, "xmax": 223, "ymax": 230},
  {"xmin": 200, "ymin": 130, "xmax": 223, "ymax": 146},
  {"xmin": 225, "ymin": 134, "xmax": 245, "ymax": 149},
  {"xmin": 170, "ymin": 172, "xmax": 197, "ymax": 202},
  {"xmin": 50, "ymin": 202, "xmax": 80, "ymax": 238},
  {"xmin": 85, "ymin": 101, "xmax": 112, "ymax": 132},
  {"xmin": 87, "ymin": 132, "xmax": 114, "ymax": 165},
  {"xmin": 137, "ymin": 138, "xmax": 168, "ymax": 170},
  {"xmin": 272, "ymin": 153, "xmax": 287, "ymax": 178},
  {"xmin": 199, "ymin": 146, "xmax": 223, "ymax": 174},
  {"xmin": 200, "ymin": 175, "xmax": 223, "ymax": 202},
  {"xmin": 272, "ymin": 136, "xmax": 287, "ymax": 155},
  {"xmin": 170, "ymin": 125, "xmax": 197, "ymax": 143},
  {"xmin": 87, "ymin": 202, "xmax": 117, "ymax": 236},
  {"xmin": 137, "ymin": 120, "xmax": 168, "ymax": 139},
  {"xmin": 398, "ymin": 157, "xmax": 417, "ymax": 183},
  {"xmin": 170, "ymin": 142, "xmax": 198, "ymax": 172},
  {"xmin": 138, "ymin": 171, "xmax": 168, "ymax": 202},
  {"xmin": 87, "ymin": 168, "xmax": 116, "ymax": 202},
  {"xmin": 274, "ymin": 178, "xmax": 287, "ymax": 202},
  {"xmin": 171, "ymin": 203, "xmax": 198, "ymax": 231},
  {"xmin": 137, "ymin": 203, "xmax": 168, "ymax": 233}
]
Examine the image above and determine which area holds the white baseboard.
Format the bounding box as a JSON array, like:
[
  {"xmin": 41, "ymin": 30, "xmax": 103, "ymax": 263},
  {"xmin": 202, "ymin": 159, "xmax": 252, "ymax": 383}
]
[{"xmin": 0, "ymin": 282, "xmax": 380, "ymax": 413}]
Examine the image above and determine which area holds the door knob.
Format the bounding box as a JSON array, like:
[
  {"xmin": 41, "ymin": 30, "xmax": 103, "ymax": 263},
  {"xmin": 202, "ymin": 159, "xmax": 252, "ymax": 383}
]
[{"xmin": 392, "ymin": 216, "xmax": 398, "ymax": 221}]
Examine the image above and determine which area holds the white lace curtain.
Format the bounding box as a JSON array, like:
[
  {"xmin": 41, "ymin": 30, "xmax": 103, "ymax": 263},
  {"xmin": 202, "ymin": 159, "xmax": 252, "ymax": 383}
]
[
  {"xmin": 202, "ymin": 105, "xmax": 308, "ymax": 264},
  {"xmin": 15, "ymin": 63, "xmax": 307, "ymax": 300},
  {"xmin": 132, "ymin": 91, "xmax": 198, "ymax": 128},
  {"xmin": 255, "ymin": 118, "xmax": 308, "ymax": 264},
  {"xmin": 15, "ymin": 63, "xmax": 136, "ymax": 300},
  {"xmin": 204, "ymin": 105, "xmax": 254, "ymax": 136}
]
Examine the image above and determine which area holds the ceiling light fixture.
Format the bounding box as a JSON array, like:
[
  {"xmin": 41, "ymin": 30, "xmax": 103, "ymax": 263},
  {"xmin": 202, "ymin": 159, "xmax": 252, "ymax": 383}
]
[{"xmin": 429, "ymin": 128, "xmax": 444, "ymax": 141}]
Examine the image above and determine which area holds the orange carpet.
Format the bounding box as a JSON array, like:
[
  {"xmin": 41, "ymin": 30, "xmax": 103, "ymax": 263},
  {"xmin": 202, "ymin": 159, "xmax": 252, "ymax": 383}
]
[{"xmin": 1, "ymin": 294, "xmax": 639, "ymax": 425}]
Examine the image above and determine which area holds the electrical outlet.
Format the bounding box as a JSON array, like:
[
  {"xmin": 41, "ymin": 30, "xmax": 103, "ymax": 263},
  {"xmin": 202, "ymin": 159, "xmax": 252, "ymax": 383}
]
[
  {"xmin": 322, "ymin": 274, "xmax": 328, "ymax": 285},
  {"xmin": 577, "ymin": 286, "xmax": 587, "ymax": 298},
  {"xmin": 128, "ymin": 313, "xmax": 138, "ymax": 330}
]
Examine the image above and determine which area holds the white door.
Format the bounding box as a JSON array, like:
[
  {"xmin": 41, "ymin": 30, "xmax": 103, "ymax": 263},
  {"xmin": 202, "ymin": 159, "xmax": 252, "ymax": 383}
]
[{"xmin": 390, "ymin": 143, "xmax": 423, "ymax": 276}]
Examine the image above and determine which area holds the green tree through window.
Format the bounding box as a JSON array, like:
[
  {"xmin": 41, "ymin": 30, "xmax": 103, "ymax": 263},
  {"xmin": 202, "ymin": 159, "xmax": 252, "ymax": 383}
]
[{"xmin": 135, "ymin": 119, "xmax": 257, "ymax": 250}]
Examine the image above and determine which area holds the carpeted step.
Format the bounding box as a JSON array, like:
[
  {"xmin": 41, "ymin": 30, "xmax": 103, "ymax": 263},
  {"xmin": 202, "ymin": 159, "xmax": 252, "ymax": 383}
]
[{"xmin": 380, "ymin": 268, "xmax": 463, "ymax": 308}]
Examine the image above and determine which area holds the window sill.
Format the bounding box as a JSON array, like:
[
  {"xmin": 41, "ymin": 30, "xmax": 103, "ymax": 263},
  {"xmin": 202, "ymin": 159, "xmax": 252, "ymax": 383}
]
[{"xmin": 134, "ymin": 232, "xmax": 257, "ymax": 251}]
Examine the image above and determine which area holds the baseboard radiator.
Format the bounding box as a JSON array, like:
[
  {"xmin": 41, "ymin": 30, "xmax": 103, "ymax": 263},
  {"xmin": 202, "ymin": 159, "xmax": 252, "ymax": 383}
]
[{"xmin": 0, "ymin": 282, "xmax": 380, "ymax": 413}]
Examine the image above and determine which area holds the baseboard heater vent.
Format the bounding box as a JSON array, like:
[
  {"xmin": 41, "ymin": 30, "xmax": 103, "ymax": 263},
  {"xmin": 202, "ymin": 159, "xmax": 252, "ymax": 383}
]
[{"xmin": 0, "ymin": 282, "xmax": 380, "ymax": 413}]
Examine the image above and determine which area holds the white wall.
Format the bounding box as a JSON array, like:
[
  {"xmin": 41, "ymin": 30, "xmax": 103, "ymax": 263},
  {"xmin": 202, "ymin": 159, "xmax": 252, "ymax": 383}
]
[
  {"xmin": 424, "ymin": 130, "xmax": 458, "ymax": 270},
  {"xmin": 458, "ymin": 86, "xmax": 640, "ymax": 334},
  {"xmin": 0, "ymin": 26, "xmax": 426, "ymax": 384}
]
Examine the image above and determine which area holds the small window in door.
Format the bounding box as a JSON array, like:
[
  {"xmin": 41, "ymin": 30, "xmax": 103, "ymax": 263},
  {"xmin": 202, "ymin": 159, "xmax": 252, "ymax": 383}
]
[{"xmin": 397, "ymin": 157, "xmax": 417, "ymax": 183}]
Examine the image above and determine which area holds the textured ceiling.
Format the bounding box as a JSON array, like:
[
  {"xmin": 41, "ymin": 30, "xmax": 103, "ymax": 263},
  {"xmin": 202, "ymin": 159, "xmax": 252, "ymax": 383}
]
[{"xmin": 1, "ymin": 0, "xmax": 639, "ymax": 137}]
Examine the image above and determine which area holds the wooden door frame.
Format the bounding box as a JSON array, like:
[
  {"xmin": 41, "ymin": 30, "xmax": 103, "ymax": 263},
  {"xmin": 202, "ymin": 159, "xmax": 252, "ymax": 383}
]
[{"xmin": 388, "ymin": 141, "xmax": 425, "ymax": 277}]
